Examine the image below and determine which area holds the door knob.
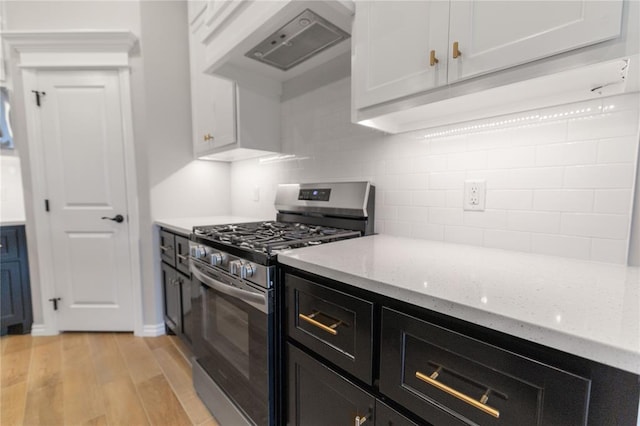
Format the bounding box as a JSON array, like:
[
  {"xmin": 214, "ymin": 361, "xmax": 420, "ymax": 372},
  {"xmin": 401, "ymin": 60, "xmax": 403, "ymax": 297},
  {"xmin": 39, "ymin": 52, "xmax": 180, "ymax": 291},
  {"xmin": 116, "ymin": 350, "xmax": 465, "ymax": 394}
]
[{"xmin": 101, "ymin": 214, "xmax": 125, "ymax": 223}]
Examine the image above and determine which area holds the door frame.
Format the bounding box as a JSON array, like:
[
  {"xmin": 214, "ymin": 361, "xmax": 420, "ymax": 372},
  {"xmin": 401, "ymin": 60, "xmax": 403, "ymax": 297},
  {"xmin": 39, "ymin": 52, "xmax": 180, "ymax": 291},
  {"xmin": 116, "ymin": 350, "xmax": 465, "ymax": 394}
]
[{"xmin": 4, "ymin": 31, "xmax": 144, "ymax": 336}]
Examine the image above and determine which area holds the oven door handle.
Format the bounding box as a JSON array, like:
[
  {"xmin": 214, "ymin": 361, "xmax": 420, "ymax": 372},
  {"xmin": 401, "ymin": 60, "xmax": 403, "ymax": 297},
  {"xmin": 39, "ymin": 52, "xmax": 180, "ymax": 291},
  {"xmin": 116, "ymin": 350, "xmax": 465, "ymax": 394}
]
[{"xmin": 191, "ymin": 264, "xmax": 268, "ymax": 314}]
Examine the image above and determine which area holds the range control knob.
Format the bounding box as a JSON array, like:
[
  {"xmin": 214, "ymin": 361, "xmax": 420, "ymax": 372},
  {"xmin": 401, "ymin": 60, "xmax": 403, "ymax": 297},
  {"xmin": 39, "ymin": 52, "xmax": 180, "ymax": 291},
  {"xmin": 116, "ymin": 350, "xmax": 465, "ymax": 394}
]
[
  {"xmin": 190, "ymin": 245, "xmax": 208, "ymax": 260},
  {"xmin": 209, "ymin": 252, "xmax": 224, "ymax": 266},
  {"xmin": 229, "ymin": 260, "xmax": 243, "ymax": 276},
  {"xmin": 241, "ymin": 263, "xmax": 255, "ymax": 279}
]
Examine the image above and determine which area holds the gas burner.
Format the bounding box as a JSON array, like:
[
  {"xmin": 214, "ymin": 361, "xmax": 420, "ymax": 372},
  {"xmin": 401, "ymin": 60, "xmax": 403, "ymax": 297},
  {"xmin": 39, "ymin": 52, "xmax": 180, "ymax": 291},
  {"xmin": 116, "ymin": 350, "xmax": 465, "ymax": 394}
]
[{"xmin": 193, "ymin": 221, "xmax": 362, "ymax": 256}]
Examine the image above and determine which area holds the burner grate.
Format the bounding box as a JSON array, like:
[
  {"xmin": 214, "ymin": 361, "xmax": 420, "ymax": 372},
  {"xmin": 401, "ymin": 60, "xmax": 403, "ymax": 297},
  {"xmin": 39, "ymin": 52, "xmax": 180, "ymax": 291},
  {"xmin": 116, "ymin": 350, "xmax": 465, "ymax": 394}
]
[{"xmin": 193, "ymin": 221, "xmax": 361, "ymax": 255}]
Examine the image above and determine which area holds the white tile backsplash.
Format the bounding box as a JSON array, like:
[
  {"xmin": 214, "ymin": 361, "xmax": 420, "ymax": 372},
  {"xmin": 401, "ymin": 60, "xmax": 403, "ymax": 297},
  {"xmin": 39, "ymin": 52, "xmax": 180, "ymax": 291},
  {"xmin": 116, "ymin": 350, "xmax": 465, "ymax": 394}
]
[{"xmin": 230, "ymin": 79, "xmax": 639, "ymax": 264}]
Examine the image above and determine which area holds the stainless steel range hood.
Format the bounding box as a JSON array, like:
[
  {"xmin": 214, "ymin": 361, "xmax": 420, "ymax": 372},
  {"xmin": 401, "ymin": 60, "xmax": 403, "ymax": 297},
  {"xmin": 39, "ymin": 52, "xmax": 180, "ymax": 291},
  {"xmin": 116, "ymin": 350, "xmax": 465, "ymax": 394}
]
[
  {"xmin": 245, "ymin": 9, "xmax": 350, "ymax": 71},
  {"xmin": 203, "ymin": 1, "xmax": 354, "ymax": 99}
]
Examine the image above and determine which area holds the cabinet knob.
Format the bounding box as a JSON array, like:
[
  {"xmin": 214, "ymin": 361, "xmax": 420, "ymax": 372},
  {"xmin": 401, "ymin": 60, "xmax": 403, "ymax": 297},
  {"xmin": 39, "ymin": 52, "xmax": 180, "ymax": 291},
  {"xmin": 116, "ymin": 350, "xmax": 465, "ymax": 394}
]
[
  {"xmin": 203, "ymin": 133, "xmax": 214, "ymax": 141},
  {"xmin": 453, "ymin": 41, "xmax": 462, "ymax": 59},
  {"xmin": 429, "ymin": 50, "xmax": 439, "ymax": 67}
]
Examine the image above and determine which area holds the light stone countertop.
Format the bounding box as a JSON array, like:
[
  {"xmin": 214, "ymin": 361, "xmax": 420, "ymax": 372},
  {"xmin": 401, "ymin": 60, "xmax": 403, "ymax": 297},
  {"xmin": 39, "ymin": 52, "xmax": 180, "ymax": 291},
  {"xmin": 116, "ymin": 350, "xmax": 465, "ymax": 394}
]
[
  {"xmin": 279, "ymin": 234, "xmax": 640, "ymax": 375},
  {"xmin": 155, "ymin": 216, "xmax": 271, "ymax": 235},
  {"xmin": 0, "ymin": 220, "xmax": 26, "ymax": 226}
]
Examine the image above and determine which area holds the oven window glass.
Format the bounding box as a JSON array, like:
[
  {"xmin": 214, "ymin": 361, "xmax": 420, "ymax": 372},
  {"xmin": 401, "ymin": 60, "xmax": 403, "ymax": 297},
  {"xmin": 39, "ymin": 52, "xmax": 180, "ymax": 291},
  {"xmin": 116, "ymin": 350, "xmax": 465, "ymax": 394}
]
[{"xmin": 206, "ymin": 295, "xmax": 250, "ymax": 378}]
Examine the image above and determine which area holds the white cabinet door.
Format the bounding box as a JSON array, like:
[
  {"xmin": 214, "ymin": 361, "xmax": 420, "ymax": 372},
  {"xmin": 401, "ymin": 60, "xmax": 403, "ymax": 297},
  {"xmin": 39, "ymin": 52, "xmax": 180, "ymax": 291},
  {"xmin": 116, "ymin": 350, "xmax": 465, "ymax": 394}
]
[
  {"xmin": 188, "ymin": 0, "xmax": 207, "ymax": 26},
  {"xmin": 353, "ymin": 1, "xmax": 449, "ymax": 110},
  {"xmin": 189, "ymin": 16, "xmax": 237, "ymax": 156},
  {"xmin": 448, "ymin": 0, "xmax": 623, "ymax": 83}
]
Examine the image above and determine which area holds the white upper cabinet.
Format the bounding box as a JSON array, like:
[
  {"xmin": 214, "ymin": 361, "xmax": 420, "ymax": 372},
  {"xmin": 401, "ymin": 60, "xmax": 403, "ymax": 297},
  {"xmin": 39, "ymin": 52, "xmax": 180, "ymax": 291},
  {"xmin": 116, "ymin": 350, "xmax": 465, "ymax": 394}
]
[
  {"xmin": 448, "ymin": 1, "xmax": 624, "ymax": 83},
  {"xmin": 353, "ymin": 1, "xmax": 449, "ymax": 109},
  {"xmin": 353, "ymin": 0, "xmax": 626, "ymax": 122},
  {"xmin": 188, "ymin": 11, "xmax": 280, "ymax": 161},
  {"xmin": 189, "ymin": 15, "xmax": 237, "ymax": 157}
]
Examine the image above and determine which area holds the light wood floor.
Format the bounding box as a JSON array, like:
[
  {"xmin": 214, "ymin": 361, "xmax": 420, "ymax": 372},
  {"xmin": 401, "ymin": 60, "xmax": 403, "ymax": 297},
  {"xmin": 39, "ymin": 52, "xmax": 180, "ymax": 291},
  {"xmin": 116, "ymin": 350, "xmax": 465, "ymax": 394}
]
[{"xmin": 0, "ymin": 332, "xmax": 220, "ymax": 426}]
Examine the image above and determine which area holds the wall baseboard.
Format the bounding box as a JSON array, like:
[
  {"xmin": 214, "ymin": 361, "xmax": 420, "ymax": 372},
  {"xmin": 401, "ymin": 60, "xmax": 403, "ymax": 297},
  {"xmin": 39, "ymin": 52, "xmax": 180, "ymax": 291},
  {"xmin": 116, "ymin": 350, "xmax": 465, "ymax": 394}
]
[
  {"xmin": 141, "ymin": 323, "xmax": 166, "ymax": 337},
  {"xmin": 30, "ymin": 324, "xmax": 58, "ymax": 336}
]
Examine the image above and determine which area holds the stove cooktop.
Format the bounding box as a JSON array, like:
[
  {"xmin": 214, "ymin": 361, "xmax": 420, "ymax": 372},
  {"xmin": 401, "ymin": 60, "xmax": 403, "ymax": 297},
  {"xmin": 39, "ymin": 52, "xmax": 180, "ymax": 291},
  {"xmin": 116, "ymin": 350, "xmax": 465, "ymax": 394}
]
[{"xmin": 193, "ymin": 221, "xmax": 361, "ymax": 255}]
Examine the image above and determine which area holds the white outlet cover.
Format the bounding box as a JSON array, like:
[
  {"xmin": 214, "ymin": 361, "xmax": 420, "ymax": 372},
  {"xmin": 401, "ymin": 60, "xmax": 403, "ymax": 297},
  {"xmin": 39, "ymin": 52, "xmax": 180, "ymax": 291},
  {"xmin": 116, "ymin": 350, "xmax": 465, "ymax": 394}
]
[{"xmin": 463, "ymin": 180, "xmax": 486, "ymax": 211}]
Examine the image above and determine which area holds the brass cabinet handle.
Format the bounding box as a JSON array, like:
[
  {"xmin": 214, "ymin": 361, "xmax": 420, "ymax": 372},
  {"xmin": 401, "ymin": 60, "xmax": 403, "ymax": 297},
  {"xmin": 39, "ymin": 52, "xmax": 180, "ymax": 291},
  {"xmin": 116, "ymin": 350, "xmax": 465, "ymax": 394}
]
[
  {"xmin": 355, "ymin": 415, "xmax": 367, "ymax": 426},
  {"xmin": 415, "ymin": 370, "xmax": 500, "ymax": 419},
  {"xmin": 177, "ymin": 254, "xmax": 188, "ymax": 262},
  {"xmin": 298, "ymin": 311, "xmax": 342, "ymax": 336},
  {"xmin": 160, "ymin": 245, "xmax": 173, "ymax": 252},
  {"xmin": 453, "ymin": 41, "xmax": 461, "ymax": 58},
  {"xmin": 203, "ymin": 133, "xmax": 214, "ymax": 141},
  {"xmin": 429, "ymin": 50, "xmax": 439, "ymax": 66}
]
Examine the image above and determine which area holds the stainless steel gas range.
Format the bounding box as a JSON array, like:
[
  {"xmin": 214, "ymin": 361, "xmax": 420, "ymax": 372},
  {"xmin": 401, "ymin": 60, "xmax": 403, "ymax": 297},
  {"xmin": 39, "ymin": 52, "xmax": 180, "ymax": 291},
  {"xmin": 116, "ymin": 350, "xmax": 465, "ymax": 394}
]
[{"xmin": 190, "ymin": 181, "xmax": 375, "ymax": 426}]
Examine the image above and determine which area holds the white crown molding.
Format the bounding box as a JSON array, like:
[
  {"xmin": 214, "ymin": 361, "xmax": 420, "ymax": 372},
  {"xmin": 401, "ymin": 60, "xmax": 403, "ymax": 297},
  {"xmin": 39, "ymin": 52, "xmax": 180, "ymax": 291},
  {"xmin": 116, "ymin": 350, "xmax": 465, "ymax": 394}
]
[
  {"xmin": 2, "ymin": 30, "xmax": 138, "ymax": 54},
  {"xmin": 2, "ymin": 30, "xmax": 138, "ymax": 69}
]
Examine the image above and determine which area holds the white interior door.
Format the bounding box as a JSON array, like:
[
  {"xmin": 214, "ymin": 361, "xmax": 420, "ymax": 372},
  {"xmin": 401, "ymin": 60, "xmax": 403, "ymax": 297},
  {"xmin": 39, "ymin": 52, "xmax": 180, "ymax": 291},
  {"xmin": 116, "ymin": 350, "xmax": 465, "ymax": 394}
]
[{"xmin": 37, "ymin": 70, "xmax": 133, "ymax": 331}]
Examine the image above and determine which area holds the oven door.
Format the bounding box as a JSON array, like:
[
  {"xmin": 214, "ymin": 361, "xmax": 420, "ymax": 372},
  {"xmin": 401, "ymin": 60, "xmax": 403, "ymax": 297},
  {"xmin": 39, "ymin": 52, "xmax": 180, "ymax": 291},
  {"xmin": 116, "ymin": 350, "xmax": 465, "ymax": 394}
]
[{"xmin": 191, "ymin": 262, "xmax": 274, "ymax": 426}]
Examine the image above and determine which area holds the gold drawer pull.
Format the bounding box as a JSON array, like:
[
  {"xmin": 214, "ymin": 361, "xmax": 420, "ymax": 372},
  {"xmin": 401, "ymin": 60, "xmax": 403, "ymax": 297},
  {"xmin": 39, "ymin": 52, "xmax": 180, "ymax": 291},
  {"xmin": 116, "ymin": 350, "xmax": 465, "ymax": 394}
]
[
  {"xmin": 429, "ymin": 50, "xmax": 439, "ymax": 66},
  {"xmin": 453, "ymin": 41, "xmax": 462, "ymax": 58},
  {"xmin": 415, "ymin": 370, "xmax": 500, "ymax": 419},
  {"xmin": 203, "ymin": 133, "xmax": 214, "ymax": 141},
  {"xmin": 298, "ymin": 311, "xmax": 342, "ymax": 336},
  {"xmin": 177, "ymin": 254, "xmax": 188, "ymax": 262},
  {"xmin": 355, "ymin": 415, "xmax": 367, "ymax": 426},
  {"xmin": 160, "ymin": 245, "xmax": 173, "ymax": 252}
]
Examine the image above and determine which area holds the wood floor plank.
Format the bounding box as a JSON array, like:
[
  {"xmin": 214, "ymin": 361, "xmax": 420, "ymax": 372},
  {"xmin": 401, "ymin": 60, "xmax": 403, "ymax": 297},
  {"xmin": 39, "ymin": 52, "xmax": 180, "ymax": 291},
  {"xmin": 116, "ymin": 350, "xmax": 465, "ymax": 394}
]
[
  {"xmin": 115, "ymin": 333, "xmax": 162, "ymax": 384},
  {"xmin": 181, "ymin": 393, "xmax": 215, "ymax": 425},
  {"xmin": 153, "ymin": 345, "xmax": 194, "ymax": 398},
  {"xmin": 144, "ymin": 335, "xmax": 173, "ymax": 350},
  {"xmin": 1, "ymin": 348, "xmax": 31, "ymax": 388},
  {"xmin": 2, "ymin": 334, "xmax": 32, "ymax": 354},
  {"xmin": 101, "ymin": 375, "xmax": 150, "ymax": 426},
  {"xmin": 1, "ymin": 381, "xmax": 27, "ymax": 425},
  {"xmin": 83, "ymin": 414, "xmax": 108, "ymax": 426},
  {"xmin": 87, "ymin": 333, "xmax": 129, "ymax": 385},
  {"xmin": 62, "ymin": 359, "xmax": 105, "ymax": 424},
  {"xmin": 23, "ymin": 380, "xmax": 64, "ymax": 425},
  {"xmin": 137, "ymin": 374, "xmax": 193, "ymax": 426},
  {"xmin": 27, "ymin": 337, "xmax": 62, "ymax": 390}
]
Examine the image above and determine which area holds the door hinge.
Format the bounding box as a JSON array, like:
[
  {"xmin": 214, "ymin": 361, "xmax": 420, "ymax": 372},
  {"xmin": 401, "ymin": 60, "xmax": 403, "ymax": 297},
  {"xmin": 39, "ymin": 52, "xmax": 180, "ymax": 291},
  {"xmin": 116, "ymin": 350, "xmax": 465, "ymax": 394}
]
[
  {"xmin": 48, "ymin": 297, "xmax": 61, "ymax": 311},
  {"xmin": 31, "ymin": 90, "xmax": 46, "ymax": 107},
  {"xmin": 44, "ymin": 199, "xmax": 50, "ymax": 212}
]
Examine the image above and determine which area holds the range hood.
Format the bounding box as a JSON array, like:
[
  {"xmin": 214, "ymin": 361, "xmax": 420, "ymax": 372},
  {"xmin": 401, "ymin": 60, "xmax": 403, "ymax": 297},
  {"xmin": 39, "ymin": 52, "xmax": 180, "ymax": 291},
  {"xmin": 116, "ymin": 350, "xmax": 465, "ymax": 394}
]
[
  {"xmin": 245, "ymin": 8, "xmax": 350, "ymax": 72},
  {"xmin": 203, "ymin": 0, "xmax": 354, "ymax": 99}
]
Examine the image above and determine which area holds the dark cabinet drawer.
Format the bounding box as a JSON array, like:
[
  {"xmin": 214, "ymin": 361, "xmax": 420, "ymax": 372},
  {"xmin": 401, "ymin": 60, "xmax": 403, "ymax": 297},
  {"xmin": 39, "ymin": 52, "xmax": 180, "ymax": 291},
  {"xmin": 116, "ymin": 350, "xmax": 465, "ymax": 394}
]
[
  {"xmin": 175, "ymin": 235, "xmax": 190, "ymax": 275},
  {"xmin": 159, "ymin": 229, "xmax": 176, "ymax": 266},
  {"xmin": 375, "ymin": 400, "xmax": 419, "ymax": 426},
  {"xmin": 285, "ymin": 273, "xmax": 374, "ymax": 384},
  {"xmin": 380, "ymin": 308, "xmax": 591, "ymax": 426},
  {"xmin": 0, "ymin": 227, "xmax": 21, "ymax": 260},
  {"xmin": 287, "ymin": 343, "xmax": 374, "ymax": 426}
]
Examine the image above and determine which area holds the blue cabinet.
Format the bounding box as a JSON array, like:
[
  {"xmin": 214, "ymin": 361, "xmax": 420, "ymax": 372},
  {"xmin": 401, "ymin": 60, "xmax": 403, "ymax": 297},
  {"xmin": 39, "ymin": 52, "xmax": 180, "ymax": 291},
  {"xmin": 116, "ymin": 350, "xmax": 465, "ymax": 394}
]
[{"xmin": 1, "ymin": 225, "xmax": 32, "ymax": 335}]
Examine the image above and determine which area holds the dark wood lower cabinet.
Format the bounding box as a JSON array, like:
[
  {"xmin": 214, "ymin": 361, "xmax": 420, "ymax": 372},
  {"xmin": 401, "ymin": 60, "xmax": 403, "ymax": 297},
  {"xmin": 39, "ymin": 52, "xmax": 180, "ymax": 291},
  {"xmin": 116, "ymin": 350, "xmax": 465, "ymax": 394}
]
[
  {"xmin": 0, "ymin": 225, "xmax": 32, "ymax": 335},
  {"xmin": 159, "ymin": 227, "xmax": 192, "ymax": 347},
  {"xmin": 288, "ymin": 343, "xmax": 374, "ymax": 426},
  {"xmin": 283, "ymin": 268, "xmax": 639, "ymax": 426}
]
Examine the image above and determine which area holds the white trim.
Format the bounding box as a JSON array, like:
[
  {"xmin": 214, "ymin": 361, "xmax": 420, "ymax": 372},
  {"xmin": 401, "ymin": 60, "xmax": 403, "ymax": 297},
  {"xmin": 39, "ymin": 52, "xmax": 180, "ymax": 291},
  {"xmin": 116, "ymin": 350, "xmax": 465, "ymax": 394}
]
[
  {"xmin": 142, "ymin": 323, "xmax": 166, "ymax": 337},
  {"xmin": 11, "ymin": 31, "xmax": 143, "ymax": 337},
  {"xmin": 2, "ymin": 30, "xmax": 137, "ymax": 53},
  {"xmin": 30, "ymin": 323, "xmax": 58, "ymax": 336}
]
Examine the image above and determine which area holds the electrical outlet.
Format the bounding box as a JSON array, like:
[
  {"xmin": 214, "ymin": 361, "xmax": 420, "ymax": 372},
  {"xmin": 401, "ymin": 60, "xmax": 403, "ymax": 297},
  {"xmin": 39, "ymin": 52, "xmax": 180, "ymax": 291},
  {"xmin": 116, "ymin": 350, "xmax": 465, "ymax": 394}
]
[{"xmin": 463, "ymin": 180, "xmax": 486, "ymax": 211}]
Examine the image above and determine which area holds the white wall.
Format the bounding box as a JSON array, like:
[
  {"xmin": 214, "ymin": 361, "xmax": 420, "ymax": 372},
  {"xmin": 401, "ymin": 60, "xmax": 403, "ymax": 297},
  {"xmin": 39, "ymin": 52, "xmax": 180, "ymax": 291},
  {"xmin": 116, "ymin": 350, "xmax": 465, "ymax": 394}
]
[
  {"xmin": 0, "ymin": 152, "xmax": 25, "ymax": 223},
  {"xmin": 231, "ymin": 78, "xmax": 640, "ymax": 264}
]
